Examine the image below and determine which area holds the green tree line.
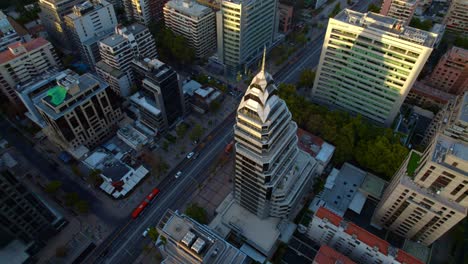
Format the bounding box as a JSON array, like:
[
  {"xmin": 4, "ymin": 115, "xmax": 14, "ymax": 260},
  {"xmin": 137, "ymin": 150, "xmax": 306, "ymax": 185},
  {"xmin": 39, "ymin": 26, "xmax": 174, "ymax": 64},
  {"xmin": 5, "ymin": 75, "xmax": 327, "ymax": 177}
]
[{"xmin": 278, "ymin": 84, "xmax": 408, "ymax": 180}]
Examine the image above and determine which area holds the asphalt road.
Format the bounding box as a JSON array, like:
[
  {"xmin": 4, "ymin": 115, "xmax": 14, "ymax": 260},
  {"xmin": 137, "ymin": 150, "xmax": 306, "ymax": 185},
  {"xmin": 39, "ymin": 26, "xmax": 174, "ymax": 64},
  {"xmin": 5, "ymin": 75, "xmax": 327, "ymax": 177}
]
[
  {"xmin": 85, "ymin": 111, "xmax": 237, "ymax": 264},
  {"xmin": 0, "ymin": 118, "xmax": 121, "ymax": 225}
]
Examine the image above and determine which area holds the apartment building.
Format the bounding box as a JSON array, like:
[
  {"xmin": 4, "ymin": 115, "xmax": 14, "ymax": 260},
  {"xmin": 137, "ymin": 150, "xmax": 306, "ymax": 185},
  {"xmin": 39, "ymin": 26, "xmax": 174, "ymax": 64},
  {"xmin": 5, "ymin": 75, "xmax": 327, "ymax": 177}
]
[
  {"xmin": 64, "ymin": 0, "xmax": 117, "ymax": 68},
  {"xmin": 444, "ymin": 0, "xmax": 468, "ymax": 34},
  {"xmin": 380, "ymin": 0, "xmax": 419, "ymax": 25},
  {"xmin": 309, "ymin": 207, "xmax": 423, "ymax": 264},
  {"xmin": 278, "ymin": 3, "xmax": 294, "ymax": 33},
  {"xmin": 217, "ymin": 0, "xmax": 278, "ymax": 75},
  {"xmin": 131, "ymin": 58, "xmax": 184, "ymax": 130},
  {"xmin": 0, "ymin": 170, "xmax": 66, "ymax": 253},
  {"xmin": 0, "ymin": 11, "xmax": 22, "ymax": 51},
  {"xmin": 0, "ymin": 38, "xmax": 60, "ymax": 105},
  {"xmin": 123, "ymin": 0, "xmax": 167, "ymax": 25},
  {"xmin": 157, "ymin": 209, "xmax": 249, "ymax": 264},
  {"xmin": 98, "ymin": 23, "xmax": 157, "ymax": 83},
  {"xmin": 234, "ymin": 52, "xmax": 316, "ymax": 219},
  {"xmin": 428, "ymin": 46, "xmax": 468, "ymax": 95},
  {"xmin": 32, "ymin": 71, "xmax": 122, "ymax": 151},
  {"xmin": 372, "ymin": 132, "xmax": 467, "ymax": 245},
  {"xmin": 38, "ymin": 0, "xmax": 83, "ymax": 49},
  {"xmin": 163, "ymin": 0, "xmax": 216, "ymax": 58},
  {"xmin": 311, "ymin": 9, "xmax": 436, "ymax": 126},
  {"xmin": 313, "ymin": 246, "xmax": 356, "ymax": 264},
  {"xmin": 95, "ymin": 61, "xmax": 131, "ymax": 96}
]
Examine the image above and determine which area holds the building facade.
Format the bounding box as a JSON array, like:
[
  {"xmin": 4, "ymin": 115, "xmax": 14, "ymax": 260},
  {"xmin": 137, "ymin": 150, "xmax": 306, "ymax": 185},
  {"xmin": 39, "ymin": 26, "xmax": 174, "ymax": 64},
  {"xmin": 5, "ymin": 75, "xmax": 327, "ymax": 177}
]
[
  {"xmin": 157, "ymin": 209, "xmax": 249, "ymax": 264},
  {"xmin": 0, "ymin": 170, "xmax": 66, "ymax": 252},
  {"xmin": 95, "ymin": 61, "xmax": 131, "ymax": 96},
  {"xmin": 443, "ymin": 0, "xmax": 468, "ymax": 34},
  {"xmin": 234, "ymin": 52, "xmax": 316, "ymax": 219},
  {"xmin": 216, "ymin": 0, "xmax": 278, "ymax": 75},
  {"xmin": 311, "ymin": 10, "xmax": 436, "ymax": 126},
  {"xmin": 372, "ymin": 132, "xmax": 467, "ymax": 245},
  {"xmin": 309, "ymin": 207, "xmax": 423, "ymax": 264},
  {"xmin": 163, "ymin": 0, "xmax": 216, "ymax": 58},
  {"xmin": 313, "ymin": 246, "xmax": 356, "ymax": 264},
  {"xmin": 64, "ymin": 0, "xmax": 117, "ymax": 68},
  {"xmin": 32, "ymin": 71, "xmax": 122, "ymax": 151},
  {"xmin": 123, "ymin": 0, "xmax": 167, "ymax": 25},
  {"xmin": 0, "ymin": 38, "xmax": 60, "ymax": 105},
  {"xmin": 428, "ymin": 46, "xmax": 468, "ymax": 96},
  {"xmin": 0, "ymin": 11, "xmax": 22, "ymax": 51},
  {"xmin": 380, "ymin": 0, "xmax": 419, "ymax": 25},
  {"xmin": 98, "ymin": 23, "xmax": 157, "ymax": 82},
  {"xmin": 278, "ymin": 3, "xmax": 294, "ymax": 34},
  {"xmin": 131, "ymin": 58, "xmax": 185, "ymax": 129},
  {"xmin": 38, "ymin": 0, "xmax": 83, "ymax": 49}
]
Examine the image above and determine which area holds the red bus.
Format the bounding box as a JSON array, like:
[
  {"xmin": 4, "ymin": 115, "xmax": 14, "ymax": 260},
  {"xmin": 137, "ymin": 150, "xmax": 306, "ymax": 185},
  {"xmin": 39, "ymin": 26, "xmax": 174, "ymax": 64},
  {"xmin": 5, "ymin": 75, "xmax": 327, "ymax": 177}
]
[{"xmin": 131, "ymin": 188, "xmax": 160, "ymax": 219}]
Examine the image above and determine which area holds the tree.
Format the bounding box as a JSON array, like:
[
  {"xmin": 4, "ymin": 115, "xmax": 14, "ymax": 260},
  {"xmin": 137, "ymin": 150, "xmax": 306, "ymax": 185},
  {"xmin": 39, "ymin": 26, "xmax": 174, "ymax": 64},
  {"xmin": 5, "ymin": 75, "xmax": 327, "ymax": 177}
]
[
  {"xmin": 75, "ymin": 200, "xmax": 89, "ymax": 214},
  {"xmin": 454, "ymin": 36, "xmax": 468, "ymax": 49},
  {"xmin": 44, "ymin": 180, "xmax": 62, "ymax": 194},
  {"xmin": 189, "ymin": 124, "xmax": 204, "ymax": 141},
  {"xmin": 367, "ymin": 3, "xmax": 380, "ymax": 13},
  {"xmin": 55, "ymin": 246, "xmax": 68, "ymax": 258},
  {"xmin": 410, "ymin": 17, "xmax": 432, "ymax": 31},
  {"xmin": 210, "ymin": 101, "xmax": 221, "ymax": 113},
  {"xmin": 298, "ymin": 69, "xmax": 316, "ymax": 88},
  {"xmin": 176, "ymin": 123, "xmax": 189, "ymax": 138},
  {"xmin": 185, "ymin": 203, "xmax": 208, "ymax": 224},
  {"xmin": 329, "ymin": 3, "xmax": 341, "ymax": 18},
  {"xmin": 153, "ymin": 23, "xmax": 196, "ymax": 66},
  {"xmin": 64, "ymin": 192, "xmax": 79, "ymax": 207},
  {"xmin": 147, "ymin": 227, "xmax": 159, "ymax": 241},
  {"xmin": 87, "ymin": 169, "xmax": 103, "ymax": 187}
]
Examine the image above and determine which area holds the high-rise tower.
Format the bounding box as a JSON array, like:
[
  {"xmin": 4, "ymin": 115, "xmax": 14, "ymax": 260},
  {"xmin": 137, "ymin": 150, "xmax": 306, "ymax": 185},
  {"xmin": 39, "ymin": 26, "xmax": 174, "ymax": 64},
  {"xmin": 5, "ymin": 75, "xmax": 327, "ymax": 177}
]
[{"xmin": 233, "ymin": 49, "xmax": 316, "ymax": 219}]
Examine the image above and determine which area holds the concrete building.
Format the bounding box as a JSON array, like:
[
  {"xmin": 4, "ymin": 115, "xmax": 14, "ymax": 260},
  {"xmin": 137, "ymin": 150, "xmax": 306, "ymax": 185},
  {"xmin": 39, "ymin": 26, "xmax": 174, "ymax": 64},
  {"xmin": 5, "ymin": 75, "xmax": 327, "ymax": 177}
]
[
  {"xmin": 297, "ymin": 128, "xmax": 335, "ymax": 175},
  {"xmin": 444, "ymin": 0, "xmax": 468, "ymax": 34},
  {"xmin": 124, "ymin": 0, "xmax": 167, "ymax": 25},
  {"xmin": 278, "ymin": 3, "xmax": 294, "ymax": 34},
  {"xmin": 428, "ymin": 46, "xmax": 468, "ymax": 96},
  {"xmin": 31, "ymin": 71, "xmax": 123, "ymax": 151},
  {"xmin": 98, "ymin": 23, "xmax": 157, "ymax": 83},
  {"xmin": 309, "ymin": 207, "xmax": 423, "ymax": 264},
  {"xmin": 216, "ymin": 0, "xmax": 278, "ymax": 75},
  {"xmin": 64, "ymin": 0, "xmax": 117, "ymax": 68},
  {"xmin": 309, "ymin": 0, "xmax": 328, "ymax": 10},
  {"xmin": 0, "ymin": 38, "xmax": 60, "ymax": 105},
  {"xmin": 95, "ymin": 61, "xmax": 131, "ymax": 96},
  {"xmin": 380, "ymin": 0, "xmax": 419, "ymax": 25},
  {"xmin": 311, "ymin": 10, "xmax": 436, "ymax": 126},
  {"xmin": 406, "ymin": 80, "xmax": 456, "ymax": 109},
  {"xmin": 0, "ymin": 11, "xmax": 22, "ymax": 51},
  {"xmin": 83, "ymin": 144, "xmax": 149, "ymax": 198},
  {"xmin": 191, "ymin": 86, "xmax": 223, "ymax": 114},
  {"xmin": 313, "ymin": 245, "xmax": 356, "ymax": 264},
  {"xmin": 38, "ymin": 0, "xmax": 83, "ymax": 49},
  {"xmin": 234, "ymin": 51, "xmax": 316, "ymax": 219},
  {"xmin": 131, "ymin": 58, "xmax": 184, "ymax": 129},
  {"xmin": 163, "ymin": 0, "xmax": 216, "ymax": 58},
  {"xmin": 157, "ymin": 209, "xmax": 249, "ymax": 264},
  {"xmin": 0, "ymin": 170, "xmax": 67, "ymax": 256},
  {"xmin": 372, "ymin": 132, "xmax": 467, "ymax": 245}
]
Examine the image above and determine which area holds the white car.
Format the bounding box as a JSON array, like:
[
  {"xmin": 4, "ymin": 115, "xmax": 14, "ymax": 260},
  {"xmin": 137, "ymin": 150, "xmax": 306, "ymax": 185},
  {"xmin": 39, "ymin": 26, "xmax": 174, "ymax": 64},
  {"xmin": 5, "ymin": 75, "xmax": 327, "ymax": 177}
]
[
  {"xmin": 142, "ymin": 227, "xmax": 150, "ymax": 237},
  {"xmin": 186, "ymin": 152, "xmax": 195, "ymax": 159},
  {"xmin": 175, "ymin": 171, "xmax": 182, "ymax": 178}
]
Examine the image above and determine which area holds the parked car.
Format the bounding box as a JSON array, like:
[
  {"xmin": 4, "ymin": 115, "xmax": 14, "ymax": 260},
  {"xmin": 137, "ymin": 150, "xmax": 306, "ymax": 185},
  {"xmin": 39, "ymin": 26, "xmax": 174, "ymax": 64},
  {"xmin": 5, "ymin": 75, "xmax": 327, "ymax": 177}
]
[
  {"xmin": 186, "ymin": 152, "xmax": 195, "ymax": 159},
  {"xmin": 175, "ymin": 171, "xmax": 182, "ymax": 178},
  {"xmin": 142, "ymin": 227, "xmax": 150, "ymax": 237}
]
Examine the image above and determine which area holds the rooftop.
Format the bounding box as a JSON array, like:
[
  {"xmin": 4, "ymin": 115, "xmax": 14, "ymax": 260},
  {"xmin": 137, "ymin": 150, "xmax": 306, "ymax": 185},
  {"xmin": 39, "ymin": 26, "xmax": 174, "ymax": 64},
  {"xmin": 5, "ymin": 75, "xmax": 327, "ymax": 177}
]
[
  {"xmin": 67, "ymin": 0, "xmax": 109, "ymax": 19},
  {"xmin": 296, "ymin": 128, "xmax": 335, "ymax": 163},
  {"xmin": 158, "ymin": 210, "xmax": 248, "ymax": 264},
  {"xmin": 0, "ymin": 37, "xmax": 50, "ymax": 64},
  {"xmin": 183, "ymin": 80, "xmax": 202, "ymax": 96},
  {"xmin": 116, "ymin": 23, "xmax": 147, "ymax": 36},
  {"xmin": 335, "ymin": 9, "xmax": 437, "ymax": 47},
  {"xmin": 458, "ymin": 92, "xmax": 468, "ymax": 123},
  {"xmin": 358, "ymin": 173, "xmax": 386, "ymax": 200},
  {"xmin": 100, "ymin": 33, "xmax": 126, "ymax": 47},
  {"xmin": 83, "ymin": 149, "xmax": 130, "ymax": 181},
  {"xmin": 165, "ymin": 0, "xmax": 213, "ymax": 18},
  {"xmin": 129, "ymin": 92, "xmax": 161, "ymax": 116},
  {"xmin": 95, "ymin": 60, "xmax": 126, "ymax": 78},
  {"xmin": 314, "ymin": 245, "xmax": 356, "ymax": 264},
  {"xmin": 411, "ymin": 81, "xmax": 456, "ymax": 104},
  {"xmin": 431, "ymin": 133, "xmax": 468, "ymax": 168}
]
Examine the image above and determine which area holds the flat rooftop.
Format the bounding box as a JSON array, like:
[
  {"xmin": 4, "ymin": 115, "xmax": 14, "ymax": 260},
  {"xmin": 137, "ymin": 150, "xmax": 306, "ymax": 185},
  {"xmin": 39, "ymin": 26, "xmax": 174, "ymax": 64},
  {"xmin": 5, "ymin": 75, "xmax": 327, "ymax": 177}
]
[
  {"xmin": 335, "ymin": 9, "xmax": 437, "ymax": 47},
  {"xmin": 100, "ymin": 34, "xmax": 126, "ymax": 47},
  {"xmin": 96, "ymin": 60, "xmax": 126, "ymax": 78},
  {"xmin": 129, "ymin": 92, "xmax": 161, "ymax": 116},
  {"xmin": 432, "ymin": 133, "xmax": 468, "ymax": 171},
  {"xmin": 165, "ymin": 0, "xmax": 213, "ymax": 18},
  {"xmin": 458, "ymin": 92, "xmax": 468, "ymax": 123}
]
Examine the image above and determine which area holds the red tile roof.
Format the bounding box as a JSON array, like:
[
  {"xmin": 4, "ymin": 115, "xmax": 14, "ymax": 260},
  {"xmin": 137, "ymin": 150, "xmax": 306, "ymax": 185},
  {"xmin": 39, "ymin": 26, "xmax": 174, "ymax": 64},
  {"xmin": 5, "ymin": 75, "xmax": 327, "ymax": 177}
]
[
  {"xmin": 314, "ymin": 245, "xmax": 356, "ymax": 264},
  {"xmin": 396, "ymin": 249, "xmax": 424, "ymax": 264},
  {"xmin": 344, "ymin": 223, "xmax": 390, "ymax": 255},
  {"xmin": 315, "ymin": 207, "xmax": 343, "ymax": 226},
  {"xmin": 0, "ymin": 37, "xmax": 50, "ymax": 64},
  {"xmin": 297, "ymin": 128, "xmax": 325, "ymax": 157}
]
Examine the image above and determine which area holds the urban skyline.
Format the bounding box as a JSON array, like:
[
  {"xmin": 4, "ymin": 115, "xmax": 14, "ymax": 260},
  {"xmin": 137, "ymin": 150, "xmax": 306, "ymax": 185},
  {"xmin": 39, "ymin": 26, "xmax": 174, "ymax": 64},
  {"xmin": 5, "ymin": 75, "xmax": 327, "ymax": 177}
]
[{"xmin": 0, "ymin": 0, "xmax": 466, "ymax": 263}]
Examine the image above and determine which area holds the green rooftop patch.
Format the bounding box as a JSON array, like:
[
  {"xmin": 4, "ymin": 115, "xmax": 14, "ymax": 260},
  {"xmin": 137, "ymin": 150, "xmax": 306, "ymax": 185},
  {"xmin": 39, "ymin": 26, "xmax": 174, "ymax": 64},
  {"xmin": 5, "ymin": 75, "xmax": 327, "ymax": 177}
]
[
  {"xmin": 406, "ymin": 151, "xmax": 421, "ymax": 177},
  {"xmin": 47, "ymin": 86, "xmax": 67, "ymax": 106}
]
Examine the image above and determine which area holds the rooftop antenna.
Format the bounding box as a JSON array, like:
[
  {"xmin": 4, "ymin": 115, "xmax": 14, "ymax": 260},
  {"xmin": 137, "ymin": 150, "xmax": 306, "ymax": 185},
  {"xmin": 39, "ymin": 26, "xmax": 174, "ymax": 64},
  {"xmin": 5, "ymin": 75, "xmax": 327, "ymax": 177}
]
[{"xmin": 261, "ymin": 45, "xmax": 266, "ymax": 73}]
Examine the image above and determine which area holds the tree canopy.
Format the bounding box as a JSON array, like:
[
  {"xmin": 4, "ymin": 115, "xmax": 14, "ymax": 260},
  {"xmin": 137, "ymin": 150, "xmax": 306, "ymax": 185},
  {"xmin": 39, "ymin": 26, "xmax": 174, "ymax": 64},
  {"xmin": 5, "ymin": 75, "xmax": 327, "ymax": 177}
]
[
  {"xmin": 150, "ymin": 22, "xmax": 195, "ymax": 65},
  {"xmin": 185, "ymin": 203, "xmax": 208, "ymax": 224},
  {"xmin": 298, "ymin": 69, "xmax": 316, "ymax": 88},
  {"xmin": 278, "ymin": 84, "xmax": 408, "ymax": 180},
  {"xmin": 410, "ymin": 18, "xmax": 433, "ymax": 31},
  {"xmin": 367, "ymin": 3, "xmax": 381, "ymax": 13}
]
